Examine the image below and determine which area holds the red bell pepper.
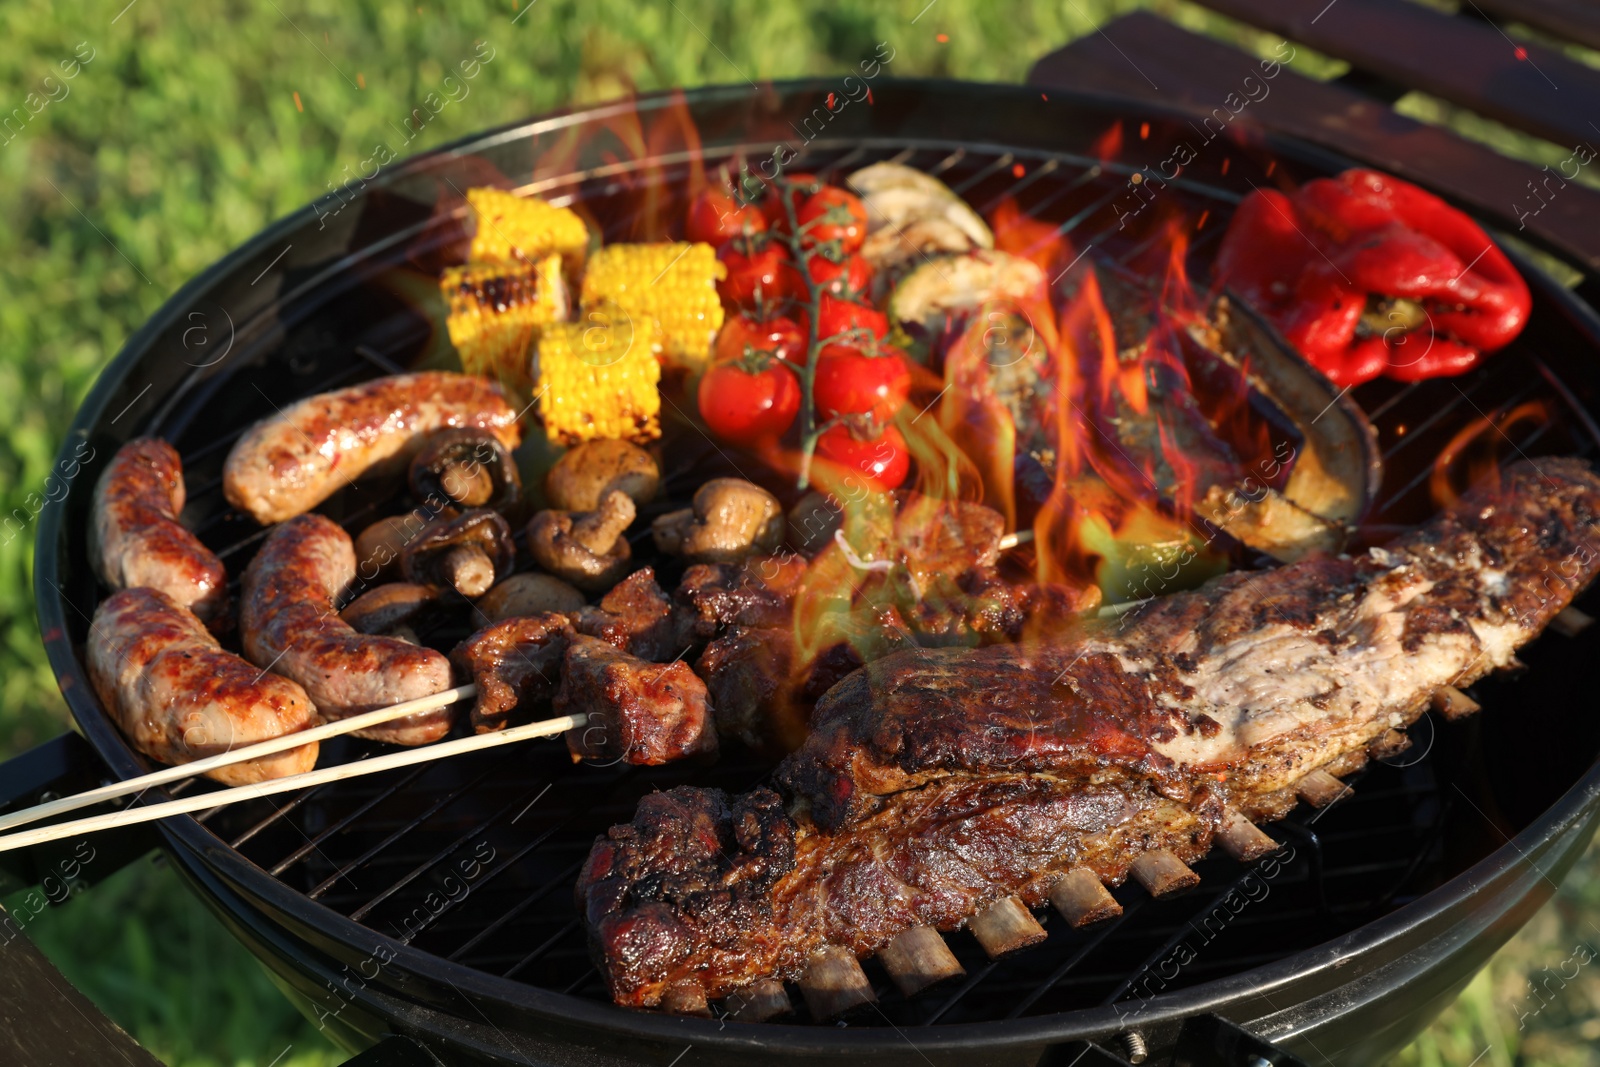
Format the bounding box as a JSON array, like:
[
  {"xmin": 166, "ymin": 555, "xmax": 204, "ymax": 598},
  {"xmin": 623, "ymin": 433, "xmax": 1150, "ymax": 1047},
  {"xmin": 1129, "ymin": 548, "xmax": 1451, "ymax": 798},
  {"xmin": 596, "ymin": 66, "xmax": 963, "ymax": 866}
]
[{"xmin": 1214, "ymin": 169, "xmax": 1530, "ymax": 387}]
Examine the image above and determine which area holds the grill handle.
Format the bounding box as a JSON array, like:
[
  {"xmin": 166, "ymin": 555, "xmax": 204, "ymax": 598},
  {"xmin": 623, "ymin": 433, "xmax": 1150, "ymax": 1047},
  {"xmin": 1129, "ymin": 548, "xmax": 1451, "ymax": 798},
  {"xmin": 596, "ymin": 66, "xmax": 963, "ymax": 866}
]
[{"xmin": 0, "ymin": 731, "xmax": 158, "ymax": 896}]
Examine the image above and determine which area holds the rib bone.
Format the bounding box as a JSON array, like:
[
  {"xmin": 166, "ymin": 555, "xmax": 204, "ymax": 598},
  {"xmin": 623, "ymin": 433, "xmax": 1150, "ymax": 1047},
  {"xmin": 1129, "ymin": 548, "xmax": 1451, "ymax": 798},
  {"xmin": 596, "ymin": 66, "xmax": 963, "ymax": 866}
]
[
  {"xmin": 725, "ymin": 979, "xmax": 792, "ymax": 1022},
  {"xmin": 1296, "ymin": 768, "xmax": 1352, "ymax": 808},
  {"xmin": 1216, "ymin": 810, "xmax": 1278, "ymax": 862},
  {"xmin": 878, "ymin": 926, "xmax": 965, "ymax": 996},
  {"xmin": 1553, "ymin": 606, "xmax": 1594, "ymax": 637},
  {"xmin": 1049, "ymin": 869, "xmax": 1123, "ymax": 926},
  {"xmin": 797, "ymin": 946, "xmax": 875, "ymax": 1019},
  {"xmin": 1432, "ymin": 685, "xmax": 1481, "ymax": 721},
  {"xmin": 967, "ymin": 895, "xmax": 1047, "ymax": 958},
  {"xmin": 1128, "ymin": 849, "xmax": 1200, "ymax": 896}
]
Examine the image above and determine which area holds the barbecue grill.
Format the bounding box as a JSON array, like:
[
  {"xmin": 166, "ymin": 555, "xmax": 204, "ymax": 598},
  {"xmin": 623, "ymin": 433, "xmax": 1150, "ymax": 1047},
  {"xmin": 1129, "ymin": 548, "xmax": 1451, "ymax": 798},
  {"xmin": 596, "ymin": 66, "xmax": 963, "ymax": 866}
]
[{"xmin": 11, "ymin": 77, "xmax": 1600, "ymax": 1067}]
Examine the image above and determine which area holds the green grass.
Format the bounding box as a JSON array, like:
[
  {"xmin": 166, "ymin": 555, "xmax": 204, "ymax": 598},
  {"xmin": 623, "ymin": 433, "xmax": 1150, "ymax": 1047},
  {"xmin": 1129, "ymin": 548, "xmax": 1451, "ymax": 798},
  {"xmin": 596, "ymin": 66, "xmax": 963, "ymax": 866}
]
[{"xmin": 2, "ymin": 1, "xmax": 1599, "ymax": 1063}]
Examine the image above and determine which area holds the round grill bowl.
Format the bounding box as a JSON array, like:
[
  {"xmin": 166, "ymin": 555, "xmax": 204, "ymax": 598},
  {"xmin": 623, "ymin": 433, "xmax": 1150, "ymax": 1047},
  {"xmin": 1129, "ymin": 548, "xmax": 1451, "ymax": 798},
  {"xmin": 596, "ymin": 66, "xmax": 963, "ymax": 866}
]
[{"xmin": 34, "ymin": 80, "xmax": 1600, "ymax": 1066}]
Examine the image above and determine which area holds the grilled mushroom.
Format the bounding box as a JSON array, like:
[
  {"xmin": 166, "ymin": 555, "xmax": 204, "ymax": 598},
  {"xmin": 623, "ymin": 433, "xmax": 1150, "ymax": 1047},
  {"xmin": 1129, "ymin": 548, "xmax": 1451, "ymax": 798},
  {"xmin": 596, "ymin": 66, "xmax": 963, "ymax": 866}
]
[
  {"xmin": 526, "ymin": 490, "xmax": 634, "ymax": 591},
  {"xmin": 340, "ymin": 582, "xmax": 443, "ymax": 638},
  {"xmin": 652, "ymin": 478, "xmax": 784, "ymax": 564},
  {"xmin": 402, "ymin": 509, "xmax": 515, "ymax": 598},
  {"xmin": 354, "ymin": 511, "xmax": 430, "ymax": 582},
  {"xmin": 409, "ymin": 428, "xmax": 521, "ymax": 511},
  {"xmin": 544, "ymin": 439, "xmax": 661, "ymax": 512},
  {"xmin": 476, "ymin": 572, "xmax": 587, "ymax": 622}
]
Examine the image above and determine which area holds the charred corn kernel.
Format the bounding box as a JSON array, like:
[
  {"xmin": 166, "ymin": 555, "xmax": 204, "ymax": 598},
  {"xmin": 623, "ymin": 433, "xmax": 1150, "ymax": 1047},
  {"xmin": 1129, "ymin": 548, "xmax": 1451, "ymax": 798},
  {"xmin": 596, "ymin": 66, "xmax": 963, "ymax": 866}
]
[
  {"xmin": 579, "ymin": 242, "xmax": 725, "ymax": 371},
  {"xmin": 442, "ymin": 254, "xmax": 569, "ymax": 384},
  {"xmin": 533, "ymin": 306, "xmax": 664, "ymax": 444},
  {"xmin": 467, "ymin": 187, "xmax": 589, "ymax": 269}
]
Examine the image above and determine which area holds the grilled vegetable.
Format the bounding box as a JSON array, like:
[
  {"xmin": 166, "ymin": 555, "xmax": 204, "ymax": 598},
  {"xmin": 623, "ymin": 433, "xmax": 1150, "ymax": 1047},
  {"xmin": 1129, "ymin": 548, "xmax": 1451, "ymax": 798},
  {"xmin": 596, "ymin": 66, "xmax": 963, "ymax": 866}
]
[
  {"xmin": 889, "ymin": 250, "xmax": 1047, "ymax": 363},
  {"xmin": 580, "ymin": 242, "xmax": 726, "ymax": 371},
  {"xmin": 442, "ymin": 255, "xmax": 569, "ymax": 383},
  {"xmin": 846, "ymin": 162, "xmax": 993, "ymax": 273},
  {"xmin": 466, "ymin": 187, "xmax": 589, "ymax": 270},
  {"xmin": 533, "ymin": 307, "xmax": 664, "ymax": 445}
]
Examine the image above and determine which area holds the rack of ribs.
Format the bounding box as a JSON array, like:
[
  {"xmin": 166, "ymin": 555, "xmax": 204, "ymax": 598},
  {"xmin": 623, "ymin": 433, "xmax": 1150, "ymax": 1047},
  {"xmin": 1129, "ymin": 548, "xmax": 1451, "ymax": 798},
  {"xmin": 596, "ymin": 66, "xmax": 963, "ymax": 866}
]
[{"xmin": 578, "ymin": 459, "xmax": 1600, "ymax": 1015}]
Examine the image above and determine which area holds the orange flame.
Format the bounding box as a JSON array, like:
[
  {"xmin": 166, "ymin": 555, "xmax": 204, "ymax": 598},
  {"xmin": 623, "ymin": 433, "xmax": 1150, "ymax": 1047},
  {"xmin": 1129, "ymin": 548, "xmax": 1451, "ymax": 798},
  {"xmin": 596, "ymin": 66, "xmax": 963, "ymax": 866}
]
[{"xmin": 1430, "ymin": 401, "xmax": 1549, "ymax": 507}]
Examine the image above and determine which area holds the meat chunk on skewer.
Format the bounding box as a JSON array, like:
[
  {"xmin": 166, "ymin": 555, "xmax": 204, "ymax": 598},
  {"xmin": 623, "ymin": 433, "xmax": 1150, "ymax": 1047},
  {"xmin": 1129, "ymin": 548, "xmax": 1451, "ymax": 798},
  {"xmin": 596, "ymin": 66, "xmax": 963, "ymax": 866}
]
[
  {"xmin": 674, "ymin": 554, "xmax": 808, "ymax": 640},
  {"xmin": 452, "ymin": 613, "xmax": 573, "ymax": 734},
  {"xmin": 580, "ymin": 459, "xmax": 1600, "ymax": 1007},
  {"xmin": 91, "ymin": 437, "xmax": 229, "ymax": 628},
  {"xmin": 555, "ymin": 635, "xmax": 717, "ymax": 766},
  {"xmin": 89, "ymin": 588, "xmax": 318, "ymax": 784},
  {"xmin": 572, "ymin": 567, "xmax": 694, "ymax": 662}
]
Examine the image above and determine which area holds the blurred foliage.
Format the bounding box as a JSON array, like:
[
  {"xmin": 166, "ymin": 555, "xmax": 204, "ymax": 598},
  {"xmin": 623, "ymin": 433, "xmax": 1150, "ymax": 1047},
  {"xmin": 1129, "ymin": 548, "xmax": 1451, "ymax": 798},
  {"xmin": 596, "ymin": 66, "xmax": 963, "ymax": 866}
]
[{"xmin": 1, "ymin": 1, "xmax": 1598, "ymax": 1063}]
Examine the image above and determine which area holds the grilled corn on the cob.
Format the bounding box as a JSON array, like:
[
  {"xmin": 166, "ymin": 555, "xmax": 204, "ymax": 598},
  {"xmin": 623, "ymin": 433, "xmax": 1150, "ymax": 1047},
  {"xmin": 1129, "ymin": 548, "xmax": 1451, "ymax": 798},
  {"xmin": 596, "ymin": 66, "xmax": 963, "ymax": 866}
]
[
  {"xmin": 442, "ymin": 254, "xmax": 568, "ymax": 384},
  {"xmin": 467, "ymin": 187, "xmax": 590, "ymax": 269},
  {"xmin": 579, "ymin": 242, "xmax": 724, "ymax": 371},
  {"xmin": 534, "ymin": 304, "xmax": 663, "ymax": 444}
]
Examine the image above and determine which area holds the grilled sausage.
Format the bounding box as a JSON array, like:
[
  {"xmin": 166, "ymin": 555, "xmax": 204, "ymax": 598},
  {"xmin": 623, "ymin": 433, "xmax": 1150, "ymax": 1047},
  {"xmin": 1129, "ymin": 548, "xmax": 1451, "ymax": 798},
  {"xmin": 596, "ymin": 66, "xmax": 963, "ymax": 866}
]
[
  {"xmin": 223, "ymin": 371, "xmax": 522, "ymax": 525},
  {"xmin": 91, "ymin": 437, "xmax": 229, "ymax": 628},
  {"xmin": 88, "ymin": 588, "xmax": 318, "ymax": 784},
  {"xmin": 241, "ymin": 513, "xmax": 454, "ymax": 744}
]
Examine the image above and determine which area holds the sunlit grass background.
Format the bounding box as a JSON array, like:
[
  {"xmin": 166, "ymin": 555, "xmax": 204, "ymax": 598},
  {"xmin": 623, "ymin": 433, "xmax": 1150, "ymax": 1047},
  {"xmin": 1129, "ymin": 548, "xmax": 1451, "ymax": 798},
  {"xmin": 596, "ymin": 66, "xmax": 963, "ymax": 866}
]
[{"xmin": 2, "ymin": 1, "xmax": 1598, "ymax": 1063}]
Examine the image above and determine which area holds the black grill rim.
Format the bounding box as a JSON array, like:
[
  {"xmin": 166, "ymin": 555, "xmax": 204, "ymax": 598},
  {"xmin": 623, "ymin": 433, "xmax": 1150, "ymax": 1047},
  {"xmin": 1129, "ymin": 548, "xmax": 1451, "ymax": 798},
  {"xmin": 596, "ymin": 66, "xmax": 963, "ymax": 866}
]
[{"xmin": 32, "ymin": 78, "xmax": 1600, "ymax": 1058}]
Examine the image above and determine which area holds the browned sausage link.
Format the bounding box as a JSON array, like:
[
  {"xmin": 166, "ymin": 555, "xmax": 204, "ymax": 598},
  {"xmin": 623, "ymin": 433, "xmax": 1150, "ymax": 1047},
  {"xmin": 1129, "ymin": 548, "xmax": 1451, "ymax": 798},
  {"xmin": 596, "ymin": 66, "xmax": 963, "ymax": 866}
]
[
  {"xmin": 87, "ymin": 588, "xmax": 318, "ymax": 785},
  {"xmin": 223, "ymin": 372, "xmax": 522, "ymax": 525},
  {"xmin": 91, "ymin": 437, "xmax": 229, "ymax": 628},
  {"xmin": 241, "ymin": 514, "xmax": 454, "ymax": 745}
]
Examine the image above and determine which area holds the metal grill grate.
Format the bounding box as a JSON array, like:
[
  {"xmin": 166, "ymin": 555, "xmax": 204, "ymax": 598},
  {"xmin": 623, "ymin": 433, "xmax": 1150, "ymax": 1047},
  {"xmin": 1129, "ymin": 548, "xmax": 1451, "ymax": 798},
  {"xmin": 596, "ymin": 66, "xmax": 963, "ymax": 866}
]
[{"xmin": 124, "ymin": 134, "xmax": 1600, "ymax": 1029}]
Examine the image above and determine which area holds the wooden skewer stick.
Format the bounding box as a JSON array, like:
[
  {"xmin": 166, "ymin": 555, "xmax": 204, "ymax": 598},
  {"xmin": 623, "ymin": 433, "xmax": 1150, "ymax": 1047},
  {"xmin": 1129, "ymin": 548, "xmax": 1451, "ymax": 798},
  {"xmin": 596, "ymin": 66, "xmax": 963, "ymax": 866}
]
[
  {"xmin": 725, "ymin": 979, "xmax": 792, "ymax": 1022},
  {"xmin": 968, "ymin": 895, "xmax": 1048, "ymax": 958},
  {"xmin": 797, "ymin": 946, "xmax": 875, "ymax": 1019},
  {"xmin": 1553, "ymin": 606, "xmax": 1594, "ymax": 638},
  {"xmin": 997, "ymin": 528, "xmax": 1035, "ymax": 552},
  {"xmin": 1431, "ymin": 685, "xmax": 1481, "ymax": 721},
  {"xmin": 1129, "ymin": 849, "xmax": 1200, "ymax": 897},
  {"xmin": 0, "ymin": 710, "xmax": 586, "ymax": 856},
  {"xmin": 878, "ymin": 925, "xmax": 965, "ymax": 996},
  {"xmin": 1049, "ymin": 869, "xmax": 1122, "ymax": 927},
  {"xmin": 0, "ymin": 684, "xmax": 481, "ymax": 835},
  {"xmin": 1215, "ymin": 810, "xmax": 1279, "ymax": 863},
  {"xmin": 1296, "ymin": 767, "xmax": 1352, "ymax": 808}
]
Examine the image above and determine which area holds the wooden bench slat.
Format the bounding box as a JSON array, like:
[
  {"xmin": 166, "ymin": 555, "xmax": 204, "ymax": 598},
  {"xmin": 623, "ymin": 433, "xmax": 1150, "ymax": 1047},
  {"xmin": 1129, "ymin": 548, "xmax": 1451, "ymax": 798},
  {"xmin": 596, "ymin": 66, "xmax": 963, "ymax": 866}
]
[
  {"xmin": 1470, "ymin": 0, "xmax": 1600, "ymax": 55},
  {"xmin": 1027, "ymin": 12, "xmax": 1600, "ymax": 270},
  {"xmin": 1193, "ymin": 0, "xmax": 1600, "ymax": 151}
]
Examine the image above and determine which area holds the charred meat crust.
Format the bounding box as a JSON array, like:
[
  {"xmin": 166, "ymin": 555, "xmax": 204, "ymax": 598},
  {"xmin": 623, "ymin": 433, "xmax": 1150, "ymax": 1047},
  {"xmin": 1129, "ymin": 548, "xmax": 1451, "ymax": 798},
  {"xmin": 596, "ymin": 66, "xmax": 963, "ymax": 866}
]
[
  {"xmin": 556, "ymin": 635, "xmax": 718, "ymax": 766},
  {"xmin": 580, "ymin": 459, "xmax": 1600, "ymax": 1006},
  {"xmin": 91, "ymin": 437, "xmax": 230, "ymax": 628},
  {"xmin": 452, "ymin": 613, "xmax": 573, "ymax": 733}
]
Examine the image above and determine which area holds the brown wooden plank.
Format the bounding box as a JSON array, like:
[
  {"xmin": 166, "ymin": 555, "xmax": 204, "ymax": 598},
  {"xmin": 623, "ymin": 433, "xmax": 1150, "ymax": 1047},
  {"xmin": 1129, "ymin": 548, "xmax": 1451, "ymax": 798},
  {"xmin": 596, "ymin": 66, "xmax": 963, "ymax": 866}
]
[
  {"xmin": 1192, "ymin": 0, "xmax": 1600, "ymax": 150},
  {"xmin": 1470, "ymin": 0, "xmax": 1600, "ymax": 55},
  {"xmin": 1027, "ymin": 12, "xmax": 1600, "ymax": 271}
]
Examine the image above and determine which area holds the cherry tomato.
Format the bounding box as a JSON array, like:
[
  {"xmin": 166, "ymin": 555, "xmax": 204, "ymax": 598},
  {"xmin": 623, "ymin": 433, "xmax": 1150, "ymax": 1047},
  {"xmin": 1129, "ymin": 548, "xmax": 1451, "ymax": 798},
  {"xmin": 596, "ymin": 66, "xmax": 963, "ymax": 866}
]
[
  {"xmin": 760, "ymin": 172, "xmax": 821, "ymax": 229},
  {"xmin": 806, "ymin": 252, "xmax": 873, "ymax": 300},
  {"xmin": 686, "ymin": 187, "xmax": 766, "ymax": 245},
  {"xmin": 714, "ymin": 313, "xmax": 806, "ymax": 365},
  {"xmin": 797, "ymin": 187, "xmax": 868, "ymax": 253},
  {"xmin": 717, "ymin": 240, "xmax": 802, "ymax": 309},
  {"xmin": 813, "ymin": 292, "xmax": 889, "ymax": 344},
  {"xmin": 814, "ymin": 423, "xmax": 909, "ymax": 491},
  {"xmin": 814, "ymin": 346, "xmax": 911, "ymax": 422},
  {"xmin": 698, "ymin": 355, "xmax": 801, "ymax": 447}
]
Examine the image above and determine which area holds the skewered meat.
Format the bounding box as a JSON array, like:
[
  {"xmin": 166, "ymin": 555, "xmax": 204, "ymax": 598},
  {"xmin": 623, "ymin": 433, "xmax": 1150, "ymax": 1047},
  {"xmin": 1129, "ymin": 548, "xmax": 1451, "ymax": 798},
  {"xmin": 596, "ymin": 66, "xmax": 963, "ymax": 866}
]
[
  {"xmin": 88, "ymin": 588, "xmax": 318, "ymax": 784},
  {"xmin": 580, "ymin": 459, "xmax": 1600, "ymax": 1007},
  {"xmin": 453, "ymin": 613, "xmax": 573, "ymax": 733},
  {"xmin": 555, "ymin": 635, "xmax": 717, "ymax": 766},
  {"xmin": 674, "ymin": 555, "xmax": 808, "ymax": 640},
  {"xmin": 223, "ymin": 372, "xmax": 520, "ymax": 525},
  {"xmin": 572, "ymin": 567, "xmax": 689, "ymax": 662},
  {"xmin": 241, "ymin": 514, "xmax": 454, "ymax": 744},
  {"xmin": 91, "ymin": 438, "xmax": 229, "ymax": 628}
]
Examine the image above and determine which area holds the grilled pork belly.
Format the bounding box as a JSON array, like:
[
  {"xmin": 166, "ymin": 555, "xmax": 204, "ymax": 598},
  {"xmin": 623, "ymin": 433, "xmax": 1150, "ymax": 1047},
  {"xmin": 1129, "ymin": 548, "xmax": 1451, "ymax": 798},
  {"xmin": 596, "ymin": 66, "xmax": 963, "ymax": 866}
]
[{"xmin": 579, "ymin": 459, "xmax": 1600, "ymax": 1008}]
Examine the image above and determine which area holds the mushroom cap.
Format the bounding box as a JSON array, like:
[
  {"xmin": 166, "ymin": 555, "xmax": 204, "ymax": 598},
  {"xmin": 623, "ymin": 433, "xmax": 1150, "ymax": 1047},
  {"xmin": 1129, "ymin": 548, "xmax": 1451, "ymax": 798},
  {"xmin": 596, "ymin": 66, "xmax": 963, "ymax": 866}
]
[
  {"xmin": 409, "ymin": 428, "xmax": 521, "ymax": 512},
  {"xmin": 545, "ymin": 439, "xmax": 661, "ymax": 512},
  {"xmin": 525, "ymin": 491, "xmax": 635, "ymax": 592},
  {"xmin": 402, "ymin": 508, "xmax": 515, "ymax": 595},
  {"xmin": 340, "ymin": 582, "xmax": 444, "ymax": 635},
  {"xmin": 652, "ymin": 478, "xmax": 783, "ymax": 564},
  {"xmin": 476, "ymin": 572, "xmax": 588, "ymax": 623}
]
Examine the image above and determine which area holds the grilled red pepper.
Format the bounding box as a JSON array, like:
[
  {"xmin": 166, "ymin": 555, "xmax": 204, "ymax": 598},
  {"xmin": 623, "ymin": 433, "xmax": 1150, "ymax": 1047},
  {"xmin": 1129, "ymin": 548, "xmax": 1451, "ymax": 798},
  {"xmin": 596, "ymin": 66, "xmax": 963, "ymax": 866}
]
[{"xmin": 1214, "ymin": 169, "xmax": 1530, "ymax": 387}]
